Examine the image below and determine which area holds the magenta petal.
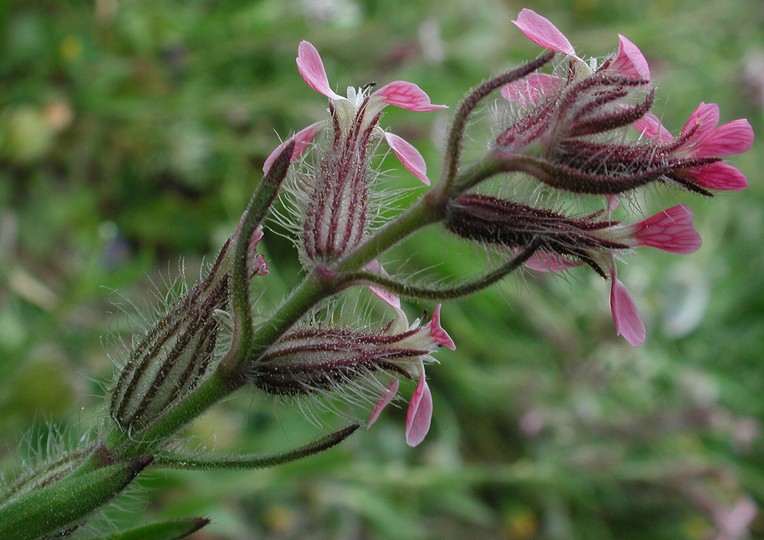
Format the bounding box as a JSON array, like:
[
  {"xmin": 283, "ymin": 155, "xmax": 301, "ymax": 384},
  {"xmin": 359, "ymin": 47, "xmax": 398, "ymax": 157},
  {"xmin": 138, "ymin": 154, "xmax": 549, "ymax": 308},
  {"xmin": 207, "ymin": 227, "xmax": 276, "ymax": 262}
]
[
  {"xmin": 296, "ymin": 41, "xmax": 342, "ymax": 100},
  {"xmin": 631, "ymin": 205, "xmax": 701, "ymax": 254},
  {"xmin": 501, "ymin": 73, "xmax": 562, "ymax": 106},
  {"xmin": 609, "ymin": 269, "xmax": 645, "ymax": 347},
  {"xmin": 524, "ymin": 251, "xmax": 581, "ymax": 273},
  {"xmin": 513, "ymin": 9, "xmax": 576, "ymax": 56},
  {"xmin": 405, "ymin": 375, "xmax": 433, "ymax": 447},
  {"xmin": 694, "ymin": 119, "xmax": 754, "ymax": 157},
  {"xmin": 610, "ymin": 35, "xmax": 650, "ymax": 81},
  {"xmin": 681, "ymin": 102, "xmax": 720, "ymax": 140},
  {"xmin": 684, "ymin": 162, "xmax": 748, "ymax": 191},
  {"xmin": 373, "ymin": 81, "xmax": 448, "ymax": 112},
  {"xmin": 263, "ymin": 121, "xmax": 325, "ymax": 173},
  {"xmin": 384, "ymin": 132, "xmax": 431, "ymax": 185},
  {"xmin": 430, "ymin": 304, "xmax": 456, "ymax": 350},
  {"xmin": 607, "ymin": 195, "xmax": 621, "ymax": 215},
  {"xmin": 368, "ymin": 378, "xmax": 399, "ymax": 428},
  {"xmin": 633, "ymin": 113, "xmax": 673, "ymax": 143}
]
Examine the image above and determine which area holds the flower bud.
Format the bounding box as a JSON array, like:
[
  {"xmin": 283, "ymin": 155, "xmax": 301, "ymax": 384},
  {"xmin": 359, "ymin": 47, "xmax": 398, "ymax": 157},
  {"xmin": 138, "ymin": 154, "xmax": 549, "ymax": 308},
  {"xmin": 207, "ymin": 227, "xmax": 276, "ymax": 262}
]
[
  {"xmin": 249, "ymin": 306, "xmax": 454, "ymax": 446},
  {"xmin": 445, "ymin": 193, "xmax": 625, "ymax": 277},
  {"xmin": 110, "ymin": 226, "xmax": 267, "ymax": 433}
]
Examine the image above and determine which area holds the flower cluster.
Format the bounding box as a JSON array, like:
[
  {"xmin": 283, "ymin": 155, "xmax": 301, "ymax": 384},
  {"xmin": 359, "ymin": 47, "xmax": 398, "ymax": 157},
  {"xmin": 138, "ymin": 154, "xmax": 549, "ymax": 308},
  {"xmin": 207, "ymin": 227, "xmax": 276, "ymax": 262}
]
[
  {"xmin": 10, "ymin": 10, "xmax": 754, "ymax": 539},
  {"xmin": 443, "ymin": 9, "xmax": 753, "ymax": 345},
  {"xmin": 256, "ymin": 41, "xmax": 452, "ymax": 445},
  {"xmin": 109, "ymin": 8, "xmax": 752, "ymax": 453}
]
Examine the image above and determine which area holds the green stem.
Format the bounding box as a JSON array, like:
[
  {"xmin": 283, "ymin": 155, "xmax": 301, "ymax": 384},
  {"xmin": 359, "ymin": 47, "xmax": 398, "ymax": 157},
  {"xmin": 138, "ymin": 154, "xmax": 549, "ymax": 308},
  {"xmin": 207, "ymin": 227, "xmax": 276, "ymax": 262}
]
[
  {"xmin": 449, "ymin": 156, "xmax": 505, "ymax": 196},
  {"xmin": 340, "ymin": 241, "xmax": 540, "ymax": 301},
  {"xmin": 154, "ymin": 424, "xmax": 359, "ymax": 471}
]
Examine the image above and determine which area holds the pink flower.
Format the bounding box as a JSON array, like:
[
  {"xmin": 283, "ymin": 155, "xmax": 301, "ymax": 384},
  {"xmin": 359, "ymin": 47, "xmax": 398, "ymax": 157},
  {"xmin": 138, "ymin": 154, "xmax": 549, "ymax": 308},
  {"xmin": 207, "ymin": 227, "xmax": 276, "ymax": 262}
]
[
  {"xmin": 446, "ymin": 194, "xmax": 703, "ymax": 346},
  {"xmin": 502, "ymin": 8, "xmax": 650, "ymax": 122},
  {"xmin": 368, "ymin": 304, "xmax": 455, "ymax": 446},
  {"xmin": 609, "ymin": 265, "xmax": 646, "ymax": 347},
  {"xmin": 498, "ymin": 10, "xmax": 652, "ymax": 157},
  {"xmin": 607, "ymin": 205, "xmax": 701, "ymax": 346},
  {"xmin": 635, "ymin": 103, "xmax": 754, "ymax": 191},
  {"xmin": 254, "ymin": 304, "xmax": 454, "ymax": 447},
  {"xmin": 264, "ymin": 41, "xmax": 446, "ymax": 185},
  {"xmin": 511, "ymin": 9, "xmax": 649, "ymax": 82}
]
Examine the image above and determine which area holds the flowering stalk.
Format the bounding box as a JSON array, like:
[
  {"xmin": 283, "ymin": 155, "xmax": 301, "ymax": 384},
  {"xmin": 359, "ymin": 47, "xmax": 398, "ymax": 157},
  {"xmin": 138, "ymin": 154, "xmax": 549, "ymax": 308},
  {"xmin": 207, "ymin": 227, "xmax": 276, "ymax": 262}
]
[{"xmin": 0, "ymin": 9, "xmax": 753, "ymax": 539}]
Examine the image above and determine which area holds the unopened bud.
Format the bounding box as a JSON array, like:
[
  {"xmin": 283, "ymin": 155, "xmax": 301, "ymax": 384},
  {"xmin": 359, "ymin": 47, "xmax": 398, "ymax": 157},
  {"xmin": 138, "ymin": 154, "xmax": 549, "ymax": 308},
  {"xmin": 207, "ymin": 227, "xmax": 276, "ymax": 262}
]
[{"xmin": 110, "ymin": 226, "xmax": 267, "ymax": 433}]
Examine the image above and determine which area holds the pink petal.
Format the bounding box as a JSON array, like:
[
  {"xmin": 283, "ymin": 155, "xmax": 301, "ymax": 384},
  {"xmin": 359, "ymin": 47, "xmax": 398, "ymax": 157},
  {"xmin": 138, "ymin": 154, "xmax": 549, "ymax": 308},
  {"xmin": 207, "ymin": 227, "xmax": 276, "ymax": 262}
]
[
  {"xmin": 524, "ymin": 251, "xmax": 581, "ymax": 273},
  {"xmin": 365, "ymin": 259, "xmax": 401, "ymax": 309},
  {"xmin": 296, "ymin": 41, "xmax": 342, "ymax": 100},
  {"xmin": 501, "ymin": 73, "xmax": 562, "ymax": 107},
  {"xmin": 682, "ymin": 162, "xmax": 748, "ymax": 191},
  {"xmin": 609, "ymin": 35, "xmax": 650, "ymax": 81},
  {"xmin": 607, "ymin": 195, "xmax": 621, "ymax": 215},
  {"xmin": 429, "ymin": 304, "xmax": 456, "ymax": 350},
  {"xmin": 368, "ymin": 378, "xmax": 399, "ymax": 428},
  {"xmin": 405, "ymin": 374, "xmax": 433, "ymax": 446},
  {"xmin": 633, "ymin": 113, "xmax": 674, "ymax": 143},
  {"xmin": 263, "ymin": 121, "xmax": 325, "ymax": 173},
  {"xmin": 512, "ymin": 9, "xmax": 576, "ymax": 56},
  {"xmin": 384, "ymin": 132, "xmax": 431, "ymax": 185},
  {"xmin": 609, "ymin": 267, "xmax": 645, "ymax": 347},
  {"xmin": 680, "ymin": 102, "xmax": 720, "ymax": 140},
  {"xmin": 630, "ymin": 205, "xmax": 701, "ymax": 254},
  {"xmin": 693, "ymin": 119, "xmax": 754, "ymax": 157},
  {"xmin": 372, "ymin": 81, "xmax": 448, "ymax": 112}
]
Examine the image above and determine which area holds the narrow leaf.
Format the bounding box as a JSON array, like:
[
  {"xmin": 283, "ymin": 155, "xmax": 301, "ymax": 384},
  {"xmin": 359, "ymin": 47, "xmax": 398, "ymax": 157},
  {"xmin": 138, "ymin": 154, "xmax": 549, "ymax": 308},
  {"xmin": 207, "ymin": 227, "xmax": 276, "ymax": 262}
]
[
  {"xmin": 0, "ymin": 456, "xmax": 152, "ymax": 540},
  {"xmin": 228, "ymin": 141, "xmax": 295, "ymax": 369},
  {"xmin": 99, "ymin": 518, "xmax": 210, "ymax": 540}
]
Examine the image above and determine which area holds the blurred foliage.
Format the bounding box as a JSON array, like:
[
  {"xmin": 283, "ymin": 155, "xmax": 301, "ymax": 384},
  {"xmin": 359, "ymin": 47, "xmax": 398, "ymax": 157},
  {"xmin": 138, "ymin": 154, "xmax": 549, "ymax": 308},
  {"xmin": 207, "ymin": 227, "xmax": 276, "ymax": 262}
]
[{"xmin": 1, "ymin": 0, "xmax": 763, "ymax": 538}]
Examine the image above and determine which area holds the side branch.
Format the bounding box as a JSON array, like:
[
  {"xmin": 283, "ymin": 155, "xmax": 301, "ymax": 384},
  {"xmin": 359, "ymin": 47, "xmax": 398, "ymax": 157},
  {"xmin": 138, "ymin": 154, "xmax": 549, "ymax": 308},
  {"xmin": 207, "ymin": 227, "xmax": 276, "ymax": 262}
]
[
  {"xmin": 340, "ymin": 242, "xmax": 541, "ymax": 300},
  {"xmin": 438, "ymin": 52, "xmax": 555, "ymax": 197}
]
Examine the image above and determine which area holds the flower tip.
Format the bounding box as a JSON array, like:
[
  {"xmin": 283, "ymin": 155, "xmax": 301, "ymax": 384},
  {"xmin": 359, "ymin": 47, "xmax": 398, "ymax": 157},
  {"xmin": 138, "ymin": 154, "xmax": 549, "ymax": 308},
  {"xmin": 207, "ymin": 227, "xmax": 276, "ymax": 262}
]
[
  {"xmin": 610, "ymin": 275, "xmax": 646, "ymax": 347},
  {"xmin": 374, "ymin": 81, "xmax": 448, "ymax": 112},
  {"xmin": 513, "ymin": 8, "xmax": 576, "ymax": 56},
  {"xmin": 384, "ymin": 132, "xmax": 431, "ymax": 185},
  {"xmin": 613, "ymin": 34, "xmax": 651, "ymax": 81},
  {"xmin": 296, "ymin": 40, "xmax": 342, "ymax": 100},
  {"xmin": 366, "ymin": 260, "xmax": 402, "ymax": 309},
  {"xmin": 405, "ymin": 376, "xmax": 433, "ymax": 446},
  {"xmin": 263, "ymin": 121, "xmax": 325, "ymax": 174},
  {"xmin": 430, "ymin": 304, "xmax": 456, "ymax": 350},
  {"xmin": 632, "ymin": 205, "xmax": 702, "ymax": 254}
]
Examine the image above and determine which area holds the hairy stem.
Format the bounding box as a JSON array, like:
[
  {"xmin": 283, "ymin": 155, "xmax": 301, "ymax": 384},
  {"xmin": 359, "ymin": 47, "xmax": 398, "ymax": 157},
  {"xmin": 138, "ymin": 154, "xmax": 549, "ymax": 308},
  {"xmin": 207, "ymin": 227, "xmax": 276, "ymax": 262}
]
[
  {"xmin": 438, "ymin": 52, "xmax": 554, "ymax": 197},
  {"xmin": 339, "ymin": 241, "xmax": 540, "ymax": 300}
]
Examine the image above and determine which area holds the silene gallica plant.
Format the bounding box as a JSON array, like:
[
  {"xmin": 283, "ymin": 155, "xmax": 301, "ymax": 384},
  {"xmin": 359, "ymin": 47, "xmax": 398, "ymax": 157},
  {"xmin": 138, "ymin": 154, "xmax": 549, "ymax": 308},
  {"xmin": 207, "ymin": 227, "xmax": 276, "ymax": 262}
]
[{"xmin": 0, "ymin": 9, "xmax": 754, "ymax": 539}]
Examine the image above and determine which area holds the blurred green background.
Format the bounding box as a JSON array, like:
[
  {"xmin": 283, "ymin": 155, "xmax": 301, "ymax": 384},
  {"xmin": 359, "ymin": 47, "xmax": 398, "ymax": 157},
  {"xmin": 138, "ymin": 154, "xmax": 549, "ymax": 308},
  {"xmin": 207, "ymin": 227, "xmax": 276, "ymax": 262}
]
[{"xmin": 1, "ymin": 0, "xmax": 762, "ymax": 538}]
